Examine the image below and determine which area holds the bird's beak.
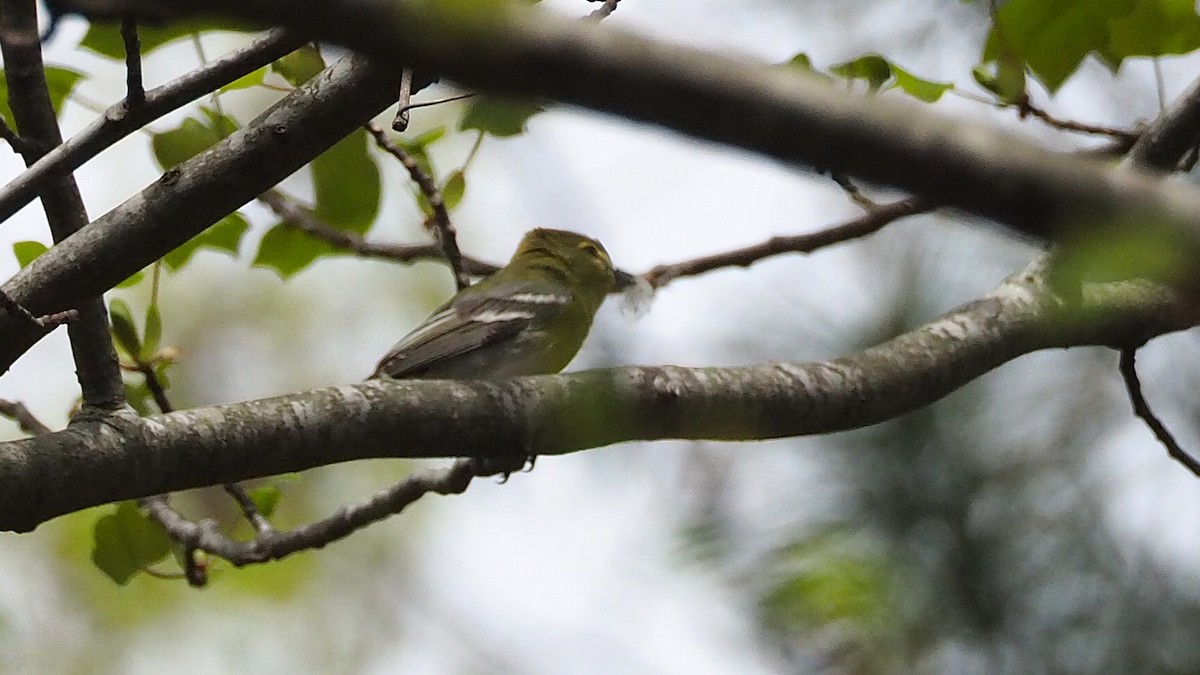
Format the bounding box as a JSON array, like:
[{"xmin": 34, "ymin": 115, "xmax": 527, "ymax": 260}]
[{"xmin": 613, "ymin": 269, "xmax": 639, "ymax": 291}]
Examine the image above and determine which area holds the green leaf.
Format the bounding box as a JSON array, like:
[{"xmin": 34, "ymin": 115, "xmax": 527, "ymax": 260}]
[
  {"xmin": 108, "ymin": 298, "xmax": 141, "ymax": 357},
  {"xmin": 79, "ymin": 19, "xmax": 252, "ymax": 59},
  {"xmin": 247, "ymin": 485, "xmax": 283, "ymax": 518},
  {"xmin": 252, "ymin": 223, "xmax": 338, "ymax": 278},
  {"xmin": 972, "ymin": 60, "xmax": 1028, "ymax": 104},
  {"xmin": 459, "ymin": 96, "xmax": 545, "ymax": 137},
  {"xmin": 442, "ymin": 170, "xmax": 466, "ymax": 210},
  {"xmin": 143, "ymin": 304, "xmax": 162, "ymax": 359},
  {"xmin": 0, "ymin": 66, "xmax": 85, "ymax": 132},
  {"xmin": 114, "ymin": 270, "xmax": 145, "ymax": 289},
  {"xmin": 151, "ymin": 118, "xmax": 224, "ymax": 170},
  {"xmin": 219, "ymin": 65, "xmax": 267, "ymax": 93},
  {"xmin": 163, "ymin": 212, "xmax": 250, "ymax": 270},
  {"xmin": 977, "ymin": 0, "xmax": 1200, "ymax": 93},
  {"xmin": 1107, "ymin": 0, "xmax": 1200, "ymax": 61},
  {"xmin": 830, "ymin": 54, "xmax": 893, "ymax": 91},
  {"xmin": 781, "ymin": 53, "xmax": 833, "ymax": 83},
  {"xmin": 12, "ymin": 241, "xmax": 47, "ymax": 268},
  {"xmin": 272, "ymin": 44, "xmax": 327, "ymax": 87},
  {"xmin": 311, "ymin": 129, "xmax": 380, "ymax": 235},
  {"xmin": 890, "ymin": 65, "xmax": 953, "ymax": 102},
  {"xmin": 124, "ymin": 381, "xmax": 155, "ymax": 416},
  {"xmin": 91, "ymin": 501, "xmax": 171, "ymax": 585}
]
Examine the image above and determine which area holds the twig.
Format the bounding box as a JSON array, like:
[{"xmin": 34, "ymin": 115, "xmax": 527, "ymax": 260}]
[
  {"xmin": 396, "ymin": 92, "xmax": 475, "ymax": 115},
  {"xmin": 1118, "ymin": 346, "xmax": 1200, "ymax": 477},
  {"xmin": 258, "ymin": 188, "xmax": 498, "ymax": 274},
  {"xmin": 0, "ymin": 289, "xmax": 79, "ymax": 328},
  {"xmin": 587, "ymin": 0, "xmax": 620, "ymax": 20},
  {"xmin": 392, "ymin": 66, "xmax": 413, "ymax": 131},
  {"xmin": 364, "ymin": 122, "xmax": 470, "ymax": 290},
  {"xmin": 0, "ymin": 29, "xmax": 304, "ymax": 224},
  {"xmin": 119, "ymin": 17, "xmax": 145, "ymax": 107},
  {"xmin": 1018, "ymin": 100, "xmax": 1138, "ymax": 142},
  {"xmin": 0, "ymin": 398, "xmax": 51, "ymax": 435},
  {"xmin": 0, "ymin": 117, "xmax": 26, "ymax": 153},
  {"xmin": 644, "ymin": 197, "xmax": 929, "ymax": 288},
  {"xmin": 222, "ymin": 483, "xmax": 276, "ymax": 537},
  {"xmin": 141, "ymin": 458, "xmax": 492, "ymax": 569},
  {"xmin": 828, "ymin": 172, "xmax": 878, "ymax": 209}
]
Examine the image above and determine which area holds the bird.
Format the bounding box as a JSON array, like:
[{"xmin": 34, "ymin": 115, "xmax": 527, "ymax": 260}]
[{"xmin": 371, "ymin": 228, "xmax": 633, "ymax": 380}]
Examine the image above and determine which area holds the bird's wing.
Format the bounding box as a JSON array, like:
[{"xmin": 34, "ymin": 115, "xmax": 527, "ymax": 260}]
[{"xmin": 371, "ymin": 280, "xmax": 570, "ymax": 378}]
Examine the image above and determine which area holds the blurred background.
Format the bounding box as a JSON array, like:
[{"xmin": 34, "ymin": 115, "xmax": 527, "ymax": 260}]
[{"xmin": 3, "ymin": 0, "xmax": 1200, "ymax": 673}]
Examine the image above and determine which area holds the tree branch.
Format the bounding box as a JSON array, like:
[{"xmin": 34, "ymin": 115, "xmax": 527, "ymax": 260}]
[
  {"xmin": 44, "ymin": 0, "xmax": 1200, "ymax": 274},
  {"xmin": 1, "ymin": 259, "xmax": 1194, "ymax": 532},
  {"xmin": 0, "ymin": 29, "xmax": 305, "ymax": 224},
  {"xmin": 0, "ymin": 0, "xmax": 124, "ymax": 411},
  {"xmin": 0, "ymin": 53, "xmax": 403, "ymax": 374}
]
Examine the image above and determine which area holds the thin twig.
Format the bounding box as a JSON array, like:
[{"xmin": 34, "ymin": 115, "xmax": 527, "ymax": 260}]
[
  {"xmin": 119, "ymin": 17, "xmax": 145, "ymax": 106},
  {"xmin": 392, "ymin": 66, "xmax": 413, "ymax": 131},
  {"xmin": 0, "ymin": 398, "xmax": 51, "ymax": 435},
  {"xmin": 1119, "ymin": 346, "xmax": 1200, "ymax": 477},
  {"xmin": 222, "ymin": 483, "xmax": 276, "ymax": 537},
  {"xmin": 0, "ymin": 116, "xmax": 26, "ymax": 153},
  {"xmin": 397, "ymin": 92, "xmax": 475, "ymax": 115},
  {"xmin": 0, "ymin": 289, "xmax": 78, "ymax": 328},
  {"xmin": 258, "ymin": 188, "xmax": 497, "ymax": 275},
  {"xmin": 1018, "ymin": 101, "xmax": 1138, "ymax": 142},
  {"xmin": 644, "ymin": 197, "xmax": 930, "ymax": 288},
  {"xmin": 142, "ymin": 458, "xmax": 491, "ymax": 569},
  {"xmin": 587, "ymin": 0, "xmax": 620, "ymax": 20},
  {"xmin": 364, "ymin": 122, "xmax": 470, "ymax": 290},
  {"xmin": 828, "ymin": 172, "xmax": 878, "ymax": 209}
]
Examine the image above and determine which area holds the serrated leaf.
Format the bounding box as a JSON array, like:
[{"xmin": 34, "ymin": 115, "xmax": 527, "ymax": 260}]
[
  {"xmin": 442, "ymin": 170, "xmax": 466, "ymax": 210},
  {"xmin": 143, "ymin": 304, "xmax": 162, "ymax": 359},
  {"xmin": 79, "ymin": 19, "xmax": 252, "ymax": 59},
  {"xmin": 252, "ymin": 223, "xmax": 338, "ymax": 278},
  {"xmin": 272, "ymin": 44, "xmax": 326, "ymax": 86},
  {"xmin": 91, "ymin": 501, "xmax": 171, "ymax": 585},
  {"xmin": 459, "ymin": 96, "xmax": 545, "ymax": 137},
  {"xmin": 975, "ymin": 0, "xmax": 1200, "ymax": 93},
  {"xmin": 1108, "ymin": 0, "xmax": 1200, "ymax": 61},
  {"xmin": 0, "ymin": 66, "xmax": 84, "ymax": 132},
  {"xmin": 247, "ymin": 485, "xmax": 282, "ymax": 518},
  {"xmin": 163, "ymin": 212, "xmax": 250, "ymax": 270},
  {"xmin": 219, "ymin": 65, "xmax": 267, "ymax": 93},
  {"xmin": 311, "ymin": 129, "xmax": 380, "ymax": 234},
  {"xmin": 109, "ymin": 298, "xmax": 141, "ymax": 356},
  {"xmin": 12, "ymin": 241, "xmax": 48, "ymax": 268}
]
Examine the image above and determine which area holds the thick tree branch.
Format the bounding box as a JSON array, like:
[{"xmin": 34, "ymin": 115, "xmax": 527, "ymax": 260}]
[
  {"xmin": 45, "ymin": 0, "xmax": 1200, "ymax": 274},
  {"xmin": 1, "ymin": 260, "xmax": 1194, "ymax": 532},
  {"xmin": 0, "ymin": 53, "xmax": 403, "ymax": 373},
  {"xmin": 0, "ymin": 29, "xmax": 305, "ymax": 224},
  {"xmin": 0, "ymin": 0, "xmax": 124, "ymax": 410}
]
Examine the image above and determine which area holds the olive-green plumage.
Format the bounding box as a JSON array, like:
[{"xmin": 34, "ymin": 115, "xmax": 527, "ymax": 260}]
[{"xmin": 371, "ymin": 229, "xmax": 623, "ymax": 379}]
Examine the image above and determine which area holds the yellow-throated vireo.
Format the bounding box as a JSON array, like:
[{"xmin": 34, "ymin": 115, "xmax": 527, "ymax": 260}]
[{"xmin": 371, "ymin": 228, "xmax": 633, "ymax": 379}]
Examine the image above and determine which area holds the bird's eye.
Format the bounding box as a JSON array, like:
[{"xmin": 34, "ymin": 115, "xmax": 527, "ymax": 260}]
[{"xmin": 578, "ymin": 241, "xmax": 604, "ymax": 259}]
